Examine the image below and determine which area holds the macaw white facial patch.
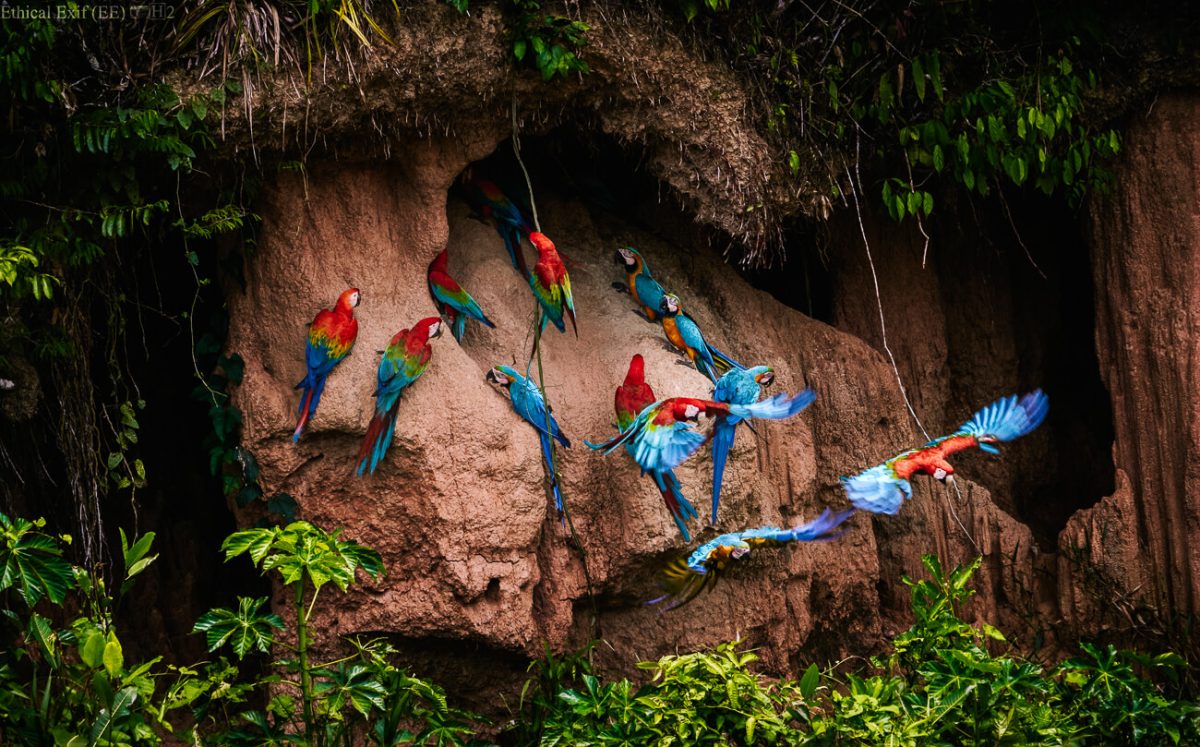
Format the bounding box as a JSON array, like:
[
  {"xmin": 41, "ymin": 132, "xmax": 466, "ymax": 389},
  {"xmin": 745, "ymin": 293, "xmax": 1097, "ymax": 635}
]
[{"xmin": 933, "ymin": 468, "xmax": 948, "ymax": 480}]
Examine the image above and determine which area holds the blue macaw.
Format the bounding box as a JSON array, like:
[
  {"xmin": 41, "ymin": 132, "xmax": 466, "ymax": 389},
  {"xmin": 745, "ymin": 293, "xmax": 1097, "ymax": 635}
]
[
  {"xmin": 614, "ymin": 246, "xmax": 667, "ymax": 321},
  {"xmin": 841, "ymin": 390, "xmax": 1050, "ymax": 514},
  {"xmin": 658, "ymin": 294, "xmax": 743, "ymax": 383},
  {"xmin": 710, "ymin": 365, "xmax": 777, "ymax": 523},
  {"xmin": 486, "ymin": 364, "xmax": 571, "ymax": 519},
  {"xmin": 650, "ymin": 508, "xmax": 856, "ymax": 609}
]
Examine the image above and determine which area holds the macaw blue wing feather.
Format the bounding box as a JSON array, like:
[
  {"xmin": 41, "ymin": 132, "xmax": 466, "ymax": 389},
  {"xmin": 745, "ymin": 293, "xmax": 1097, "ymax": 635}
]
[
  {"xmin": 840, "ymin": 462, "xmax": 913, "ymax": 515},
  {"xmin": 959, "ymin": 389, "xmax": 1049, "ymax": 452},
  {"xmin": 633, "ymin": 420, "xmax": 707, "ymax": 473},
  {"xmin": 729, "ymin": 389, "xmax": 816, "ymax": 423}
]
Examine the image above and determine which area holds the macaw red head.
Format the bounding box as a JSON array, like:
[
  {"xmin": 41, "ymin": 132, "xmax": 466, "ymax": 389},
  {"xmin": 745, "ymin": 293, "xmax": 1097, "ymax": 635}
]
[
  {"xmin": 931, "ymin": 460, "xmax": 956, "ymax": 482},
  {"xmin": 429, "ymin": 248, "xmax": 449, "ymax": 273},
  {"xmin": 411, "ymin": 317, "xmax": 442, "ymax": 343},
  {"xmin": 336, "ymin": 288, "xmax": 361, "ymax": 313},
  {"xmin": 615, "ymin": 246, "xmax": 643, "ymax": 271},
  {"xmin": 529, "ymin": 232, "xmax": 556, "ymax": 255},
  {"xmin": 659, "ymin": 294, "xmax": 681, "ymax": 316},
  {"xmin": 623, "ymin": 354, "xmax": 645, "ymax": 386}
]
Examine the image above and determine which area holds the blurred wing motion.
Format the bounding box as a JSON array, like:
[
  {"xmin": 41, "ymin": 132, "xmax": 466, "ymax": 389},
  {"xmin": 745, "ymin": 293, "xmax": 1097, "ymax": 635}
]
[
  {"xmin": 710, "ymin": 366, "xmax": 777, "ymax": 523},
  {"xmin": 841, "ymin": 389, "xmax": 1049, "ymax": 515},
  {"xmin": 650, "ymin": 508, "xmax": 855, "ymax": 610}
]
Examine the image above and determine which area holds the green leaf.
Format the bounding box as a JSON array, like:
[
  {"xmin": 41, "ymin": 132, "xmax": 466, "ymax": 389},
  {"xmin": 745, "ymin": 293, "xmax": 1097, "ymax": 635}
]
[
  {"xmin": 193, "ymin": 596, "xmax": 285, "ymax": 659},
  {"xmin": 799, "ymin": 663, "xmax": 819, "ymax": 698},
  {"xmin": 922, "ymin": 192, "xmax": 934, "ymax": 216},
  {"xmin": 513, "ymin": 39, "xmax": 527, "ymax": 60},
  {"xmin": 913, "ymin": 57, "xmax": 926, "ymax": 102},
  {"xmin": 89, "ymin": 686, "xmax": 138, "ymax": 745},
  {"xmin": 81, "ymin": 631, "xmax": 106, "ymax": 668},
  {"xmin": 0, "ymin": 513, "xmax": 75, "ymax": 607},
  {"xmin": 103, "ymin": 634, "xmax": 124, "ymax": 677}
]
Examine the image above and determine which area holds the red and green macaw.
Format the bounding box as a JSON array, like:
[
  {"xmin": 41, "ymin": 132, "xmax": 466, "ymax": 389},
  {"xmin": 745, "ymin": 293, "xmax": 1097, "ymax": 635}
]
[
  {"xmin": 459, "ymin": 169, "xmax": 531, "ymax": 275},
  {"xmin": 710, "ymin": 365, "xmax": 776, "ymax": 523},
  {"xmin": 294, "ymin": 288, "xmax": 360, "ymax": 443},
  {"xmin": 529, "ymin": 231, "xmax": 577, "ymax": 336},
  {"xmin": 587, "ymin": 389, "xmax": 815, "ymax": 477},
  {"xmin": 841, "ymin": 390, "xmax": 1050, "ymax": 514},
  {"xmin": 615, "ymin": 246, "xmax": 667, "ymax": 321},
  {"xmin": 427, "ymin": 248, "xmax": 495, "ymax": 342},
  {"xmin": 658, "ymin": 294, "xmax": 742, "ymax": 383},
  {"xmin": 650, "ymin": 508, "xmax": 855, "ymax": 610},
  {"xmin": 355, "ymin": 317, "xmax": 443, "ymax": 477},
  {"xmin": 486, "ymin": 364, "xmax": 571, "ymax": 519},
  {"xmin": 613, "ymin": 355, "xmax": 699, "ymax": 541}
]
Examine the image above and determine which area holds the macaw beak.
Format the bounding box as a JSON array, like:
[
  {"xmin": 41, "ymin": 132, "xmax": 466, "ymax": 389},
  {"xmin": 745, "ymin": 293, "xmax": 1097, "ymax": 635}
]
[
  {"xmin": 485, "ymin": 368, "xmax": 511, "ymax": 386},
  {"xmin": 756, "ymin": 371, "xmax": 775, "ymax": 387},
  {"xmin": 613, "ymin": 250, "xmax": 626, "ymax": 266}
]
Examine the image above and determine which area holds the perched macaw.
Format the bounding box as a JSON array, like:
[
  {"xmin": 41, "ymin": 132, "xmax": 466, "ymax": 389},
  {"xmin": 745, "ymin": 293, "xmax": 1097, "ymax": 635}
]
[
  {"xmin": 587, "ymin": 390, "xmax": 815, "ymax": 478},
  {"xmin": 529, "ymin": 232, "xmax": 577, "ymax": 336},
  {"xmin": 294, "ymin": 288, "xmax": 360, "ymax": 443},
  {"xmin": 613, "ymin": 355, "xmax": 699, "ymax": 541},
  {"xmin": 710, "ymin": 365, "xmax": 777, "ymax": 523},
  {"xmin": 658, "ymin": 294, "xmax": 742, "ymax": 383},
  {"xmin": 427, "ymin": 248, "xmax": 495, "ymax": 342},
  {"xmin": 355, "ymin": 317, "xmax": 443, "ymax": 477},
  {"xmin": 614, "ymin": 246, "xmax": 667, "ymax": 321},
  {"xmin": 486, "ymin": 364, "xmax": 572, "ymax": 518},
  {"xmin": 841, "ymin": 390, "xmax": 1050, "ymax": 515},
  {"xmin": 650, "ymin": 508, "xmax": 855, "ymax": 610},
  {"xmin": 459, "ymin": 170, "xmax": 531, "ymax": 275}
]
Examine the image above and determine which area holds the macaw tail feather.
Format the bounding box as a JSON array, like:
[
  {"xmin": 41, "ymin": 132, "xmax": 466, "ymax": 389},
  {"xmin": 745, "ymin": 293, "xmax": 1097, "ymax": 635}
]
[
  {"xmin": 452, "ymin": 314, "xmax": 466, "ymax": 343},
  {"xmin": 709, "ymin": 421, "xmax": 737, "ymax": 523},
  {"xmin": 730, "ymin": 388, "xmax": 816, "ymax": 422},
  {"xmin": 292, "ymin": 372, "xmax": 328, "ymax": 443},
  {"xmin": 537, "ymin": 431, "xmax": 565, "ymax": 523},
  {"xmin": 355, "ymin": 400, "xmax": 400, "ymax": 477},
  {"xmin": 650, "ymin": 470, "xmax": 697, "ymax": 542},
  {"xmin": 707, "ymin": 342, "xmax": 744, "ymax": 373},
  {"xmin": 648, "ymin": 559, "xmax": 718, "ymax": 611},
  {"xmin": 502, "ymin": 226, "xmax": 528, "ymax": 275},
  {"xmin": 781, "ymin": 508, "xmax": 857, "ymax": 543},
  {"xmin": 566, "ymin": 306, "xmax": 578, "ymax": 338},
  {"xmin": 694, "ymin": 356, "xmax": 721, "ymax": 384}
]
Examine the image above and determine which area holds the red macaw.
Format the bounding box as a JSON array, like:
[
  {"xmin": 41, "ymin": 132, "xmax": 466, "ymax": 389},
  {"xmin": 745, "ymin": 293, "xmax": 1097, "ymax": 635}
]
[
  {"xmin": 293, "ymin": 288, "xmax": 360, "ymax": 442},
  {"xmin": 427, "ymin": 248, "xmax": 495, "ymax": 342},
  {"xmin": 355, "ymin": 317, "xmax": 443, "ymax": 476},
  {"xmin": 650, "ymin": 508, "xmax": 855, "ymax": 610},
  {"xmin": 459, "ymin": 169, "xmax": 531, "ymax": 275},
  {"xmin": 613, "ymin": 355, "xmax": 699, "ymax": 541},
  {"xmin": 841, "ymin": 390, "xmax": 1050, "ymax": 514},
  {"xmin": 529, "ymin": 231, "xmax": 577, "ymax": 336}
]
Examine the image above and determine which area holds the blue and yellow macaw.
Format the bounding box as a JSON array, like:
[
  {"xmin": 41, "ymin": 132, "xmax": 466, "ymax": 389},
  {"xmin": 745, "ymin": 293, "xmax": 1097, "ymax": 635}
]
[
  {"xmin": 658, "ymin": 294, "xmax": 742, "ymax": 383},
  {"xmin": 612, "ymin": 354, "xmax": 698, "ymax": 541},
  {"xmin": 615, "ymin": 246, "xmax": 667, "ymax": 321},
  {"xmin": 841, "ymin": 390, "xmax": 1050, "ymax": 514},
  {"xmin": 710, "ymin": 365, "xmax": 777, "ymax": 523},
  {"xmin": 486, "ymin": 364, "xmax": 571, "ymax": 518},
  {"xmin": 355, "ymin": 317, "xmax": 443, "ymax": 477},
  {"xmin": 650, "ymin": 508, "xmax": 856, "ymax": 609},
  {"xmin": 587, "ymin": 390, "xmax": 815, "ymax": 476}
]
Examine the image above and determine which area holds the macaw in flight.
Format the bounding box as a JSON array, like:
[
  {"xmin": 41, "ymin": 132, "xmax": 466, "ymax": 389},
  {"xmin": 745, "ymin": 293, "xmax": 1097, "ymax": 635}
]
[
  {"xmin": 587, "ymin": 389, "xmax": 815, "ymax": 479},
  {"xmin": 355, "ymin": 317, "xmax": 443, "ymax": 477},
  {"xmin": 710, "ymin": 365, "xmax": 777, "ymax": 523},
  {"xmin": 614, "ymin": 246, "xmax": 667, "ymax": 321},
  {"xmin": 650, "ymin": 508, "xmax": 855, "ymax": 610},
  {"xmin": 612, "ymin": 355, "xmax": 699, "ymax": 541},
  {"xmin": 529, "ymin": 232, "xmax": 577, "ymax": 336},
  {"xmin": 427, "ymin": 247, "xmax": 495, "ymax": 342},
  {"xmin": 658, "ymin": 294, "xmax": 742, "ymax": 383},
  {"xmin": 459, "ymin": 169, "xmax": 532, "ymax": 275},
  {"xmin": 294, "ymin": 287, "xmax": 360, "ymax": 443},
  {"xmin": 841, "ymin": 390, "xmax": 1050, "ymax": 515},
  {"xmin": 486, "ymin": 364, "xmax": 571, "ymax": 519}
]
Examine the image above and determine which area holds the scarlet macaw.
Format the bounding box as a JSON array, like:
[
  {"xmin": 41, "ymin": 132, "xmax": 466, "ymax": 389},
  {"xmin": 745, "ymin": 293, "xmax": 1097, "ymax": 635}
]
[
  {"xmin": 459, "ymin": 170, "xmax": 531, "ymax": 275},
  {"xmin": 651, "ymin": 507, "xmax": 855, "ymax": 610},
  {"xmin": 841, "ymin": 390, "xmax": 1050, "ymax": 514},
  {"xmin": 293, "ymin": 287, "xmax": 360, "ymax": 442},
  {"xmin": 427, "ymin": 248, "xmax": 495, "ymax": 342},
  {"xmin": 529, "ymin": 232, "xmax": 577, "ymax": 336},
  {"xmin": 587, "ymin": 390, "xmax": 815, "ymax": 476},
  {"xmin": 355, "ymin": 317, "xmax": 443, "ymax": 476},
  {"xmin": 658, "ymin": 294, "xmax": 742, "ymax": 383},
  {"xmin": 710, "ymin": 365, "xmax": 777, "ymax": 523},
  {"xmin": 613, "ymin": 354, "xmax": 699, "ymax": 541},
  {"xmin": 486, "ymin": 364, "xmax": 571, "ymax": 518},
  {"xmin": 614, "ymin": 246, "xmax": 667, "ymax": 321}
]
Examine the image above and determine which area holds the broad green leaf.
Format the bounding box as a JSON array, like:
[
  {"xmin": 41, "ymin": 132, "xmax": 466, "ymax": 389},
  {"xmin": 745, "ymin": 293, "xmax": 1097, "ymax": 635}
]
[{"xmin": 103, "ymin": 634, "xmax": 124, "ymax": 677}]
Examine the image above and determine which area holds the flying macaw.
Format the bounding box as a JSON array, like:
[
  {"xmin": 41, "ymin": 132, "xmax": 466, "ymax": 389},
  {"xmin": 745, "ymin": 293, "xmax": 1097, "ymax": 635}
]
[
  {"xmin": 841, "ymin": 390, "xmax": 1050, "ymax": 515},
  {"xmin": 612, "ymin": 355, "xmax": 699, "ymax": 541},
  {"xmin": 658, "ymin": 294, "xmax": 742, "ymax": 383},
  {"xmin": 486, "ymin": 364, "xmax": 572, "ymax": 518},
  {"xmin": 587, "ymin": 390, "xmax": 815, "ymax": 478},
  {"xmin": 427, "ymin": 248, "xmax": 495, "ymax": 342},
  {"xmin": 650, "ymin": 507, "xmax": 856, "ymax": 610},
  {"xmin": 710, "ymin": 365, "xmax": 777, "ymax": 523},
  {"xmin": 354, "ymin": 317, "xmax": 443, "ymax": 477},
  {"xmin": 614, "ymin": 246, "xmax": 667, "ymax": 321},
  {"xmin": 459, "ymin": 169, "xmax": 531, "ymax": 275},
  {"xmin": 294, "ymin": 287, "xmax": 360, "ymax": 443},
  {"xmin": 528, "ymin": 232, "xmax": 577, "ymax": 336}
]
